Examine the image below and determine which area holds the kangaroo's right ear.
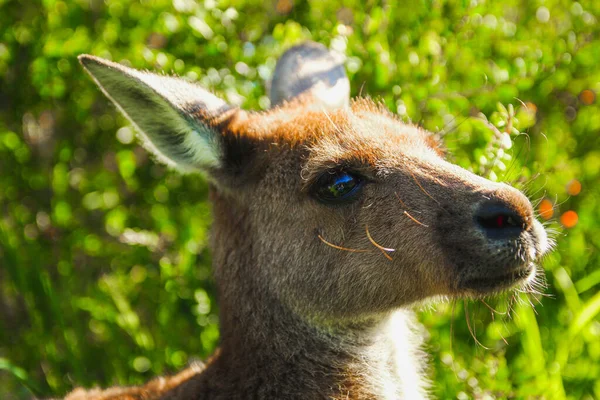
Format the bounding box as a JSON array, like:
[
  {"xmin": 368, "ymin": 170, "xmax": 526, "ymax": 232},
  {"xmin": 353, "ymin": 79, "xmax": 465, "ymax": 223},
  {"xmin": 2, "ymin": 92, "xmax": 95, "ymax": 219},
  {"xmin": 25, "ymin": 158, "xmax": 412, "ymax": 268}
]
[{"xmin": 79, "ymin": 55, "xmax": 242, "ymax": 174}]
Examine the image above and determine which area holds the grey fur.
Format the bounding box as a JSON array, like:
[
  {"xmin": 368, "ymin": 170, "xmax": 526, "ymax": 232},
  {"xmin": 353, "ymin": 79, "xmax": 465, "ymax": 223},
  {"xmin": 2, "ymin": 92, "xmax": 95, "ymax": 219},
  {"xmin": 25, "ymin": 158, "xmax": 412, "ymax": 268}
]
[{"xmin": 69, "ymin": 41, "xmax": 551, "ymax": 399}]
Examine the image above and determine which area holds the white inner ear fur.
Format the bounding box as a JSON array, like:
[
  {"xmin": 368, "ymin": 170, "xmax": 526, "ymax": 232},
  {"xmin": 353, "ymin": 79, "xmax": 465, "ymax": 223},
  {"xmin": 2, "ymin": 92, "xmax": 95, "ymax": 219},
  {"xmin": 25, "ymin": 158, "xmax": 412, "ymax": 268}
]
[{"xmin": 79, "ymin": 55, "xmax": 227, "ymax": 173}]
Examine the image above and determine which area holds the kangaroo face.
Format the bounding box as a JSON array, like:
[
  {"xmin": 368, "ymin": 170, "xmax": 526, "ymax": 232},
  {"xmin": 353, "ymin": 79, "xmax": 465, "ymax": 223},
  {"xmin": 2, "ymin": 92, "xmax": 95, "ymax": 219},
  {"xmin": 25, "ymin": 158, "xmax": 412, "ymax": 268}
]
[
  {"xmin": 79, "ymin": 47, "xmax": 549, "ymax": 326},
  {"xmin": 220, "ymin": 101, "xmax": 550, "ymax": 322}
]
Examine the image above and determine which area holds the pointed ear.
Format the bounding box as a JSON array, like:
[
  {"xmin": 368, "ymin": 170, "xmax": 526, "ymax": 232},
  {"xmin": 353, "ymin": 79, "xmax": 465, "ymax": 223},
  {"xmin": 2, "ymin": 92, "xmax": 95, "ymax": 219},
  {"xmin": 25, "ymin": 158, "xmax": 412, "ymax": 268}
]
[
  {"xmin": 269, "ymin": 41, "xmax": 349, "ymax": 110},
  {"xmin": 79, "ymin": 55, "xmax": 235, "ymax": 173}
]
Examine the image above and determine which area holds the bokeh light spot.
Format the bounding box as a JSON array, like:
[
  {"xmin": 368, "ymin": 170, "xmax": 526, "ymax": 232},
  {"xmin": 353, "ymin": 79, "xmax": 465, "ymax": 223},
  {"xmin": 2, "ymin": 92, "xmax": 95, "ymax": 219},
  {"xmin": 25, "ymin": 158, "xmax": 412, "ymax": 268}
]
[
  {"xmin": 566, "ymin": 179, "xmax": 582, "ymax": 196},
  {"xmin": 579, "ymin": 89, "xmax": 595, "ymax": 105},
  {"xmin": 276, "ymin": 0, "xmax": 293, "ymax": 14},
  {"xmin": 538, "ymin": 199, "xmax": 554, "ymax": 220},
  {"xmin": 560, "ymin": 210, "xmax": 578, "ymax": 228},
  {"xmin": 133, "ymin": 356, "xmax": 151, "ymax": 373}
]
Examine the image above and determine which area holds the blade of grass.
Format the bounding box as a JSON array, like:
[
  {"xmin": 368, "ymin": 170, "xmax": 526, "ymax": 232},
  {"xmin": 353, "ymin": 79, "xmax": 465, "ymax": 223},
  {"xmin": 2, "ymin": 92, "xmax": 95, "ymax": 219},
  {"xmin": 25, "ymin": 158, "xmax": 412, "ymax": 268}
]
[
  {"xmin": 555, "ymin": 291, "xmax": 600, "ymax": 381},
  {"xmin": 569, "ymin": 291, "xmax": 600, "ymax": 338},
  {"xmin": 0, "ymin": 358, "xmax": 43, "ymax": 397},
  {"xmin": 553, "ymin": 267, "xmax": 581, "ymax": 312},
  {"xmin": 516, "ymin": 299, "xmax": 566, "ymax": 398},
  {"xmin": 574, "ymin": 268, "xmax": 600, "ymax": 294}
]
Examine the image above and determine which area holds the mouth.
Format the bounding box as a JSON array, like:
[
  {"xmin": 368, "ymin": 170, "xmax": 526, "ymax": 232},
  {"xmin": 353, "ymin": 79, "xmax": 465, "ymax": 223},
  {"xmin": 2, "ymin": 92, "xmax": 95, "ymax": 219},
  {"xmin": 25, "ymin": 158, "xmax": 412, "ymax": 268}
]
[{"xmin": 459, "ymin": 263, "xmax": 535, "ymax": 294}]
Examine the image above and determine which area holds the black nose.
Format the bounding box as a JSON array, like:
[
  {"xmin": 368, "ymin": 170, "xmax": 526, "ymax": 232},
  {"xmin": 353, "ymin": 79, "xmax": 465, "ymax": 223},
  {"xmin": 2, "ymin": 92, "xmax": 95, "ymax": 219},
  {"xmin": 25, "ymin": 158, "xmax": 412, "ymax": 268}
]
[{"xmin": 475, "ymin": 201, "xmax": 526, "ymax": 240}]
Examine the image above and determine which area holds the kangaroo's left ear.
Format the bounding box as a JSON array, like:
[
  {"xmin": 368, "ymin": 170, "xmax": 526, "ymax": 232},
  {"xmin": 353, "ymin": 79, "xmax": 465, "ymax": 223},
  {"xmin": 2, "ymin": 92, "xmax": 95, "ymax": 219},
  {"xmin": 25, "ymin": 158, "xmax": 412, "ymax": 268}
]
[{"xmin": 79, "ymin": 55, "xmax": 240, "ymax": 173}]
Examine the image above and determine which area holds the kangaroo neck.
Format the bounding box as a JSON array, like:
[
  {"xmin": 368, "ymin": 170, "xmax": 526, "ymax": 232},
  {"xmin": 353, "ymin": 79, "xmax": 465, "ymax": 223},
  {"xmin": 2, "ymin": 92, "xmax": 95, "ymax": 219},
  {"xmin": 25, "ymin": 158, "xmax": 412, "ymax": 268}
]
[
  {"xmin": 202, "ymin": 190, "xmax": 428, "ymax": 399},
  {"xmin": 211, "ymin": 289, "xmax": 428, "ymax": 399}
]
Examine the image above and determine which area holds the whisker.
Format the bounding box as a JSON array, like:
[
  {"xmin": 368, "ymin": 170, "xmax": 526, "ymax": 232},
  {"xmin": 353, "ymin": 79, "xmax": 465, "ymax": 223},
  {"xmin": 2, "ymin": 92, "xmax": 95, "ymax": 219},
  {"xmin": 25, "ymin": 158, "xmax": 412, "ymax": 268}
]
[
  {"xmin": 365, "ymin": 225, "xmax": 394, "ymax": 261},
  {"xmin": 480, "ymin": 298, "xmax": 507, "ymax": 315},
  {"xmin": 524, "ymin": 176, "xmax": 549, "ymax": 199},
  {"xmin": 507, "ymin": 294, "xmax": 517, "ymax": 320},
  {"xmin": 530, "ymin": 292, "xmax": 545, "ymax": 305},
  {"xmin": 494, "ymin": 309, "xmax": 510, "ymax": 346},
  {"xmin": 449, "ymin": 299, "xmax": 460, "ymax": 381},
  {"xmin": 504, "ymin": 133, "xmax": 530, "ymax": 182},
  {"xmin": 408, "ymin": 170, "xmax": 446, "ymax": 211},
  {"xmin": 554, "ymin": 195, "xmax": 572, "ymax": 208},
  {"xmin": 439, "ymin": 115, "xmax": 470, "ymax": 138},
  {"xmin": 518, "ymin": 132, "xmax": 532, "ymax": 171},
  {"xmin": 394, "ymin": 192, "xmax": 430, "ymax": 227},
  {"xmin": 489, "ymin": 295, "xmax": 510, "ymax": 345},
  {"xmin": 499, "ymin": 301, "xmax": 510, "ymax": 346},
  {"xmin": 394, "ymin": 191, "xmax": 408, "ymax": 208},
  {"xmin": 403, "ymin": 211, "xmax": 430, "ymax": 227},
  {"xmin": 464, "ymin": 300, "xmax": 490, "ymax": 349},
  {"xmin": 503, "ymin": 149, "xmax": 522, "ymax": 184},
  {"xmin": 499, "ymin": 329, "xmax": 509, "ymax": 345},
  {"xmin": 318, "ymin": 234, "xmax": 371, "ymax": 253},
  {"xmin": 524, "ymin": 293, "xmax": 538, "ymax": 314},
  {"xmin": 437, "ymin": 114, "xmax": 459, "ymax": 136},
  {"xmin": 450, "ymin": 300, "xmax": 456, "ymax": 354},
  {"xmin": 531, "ymin": 194, "xmax": 547, "ymax": 208}
]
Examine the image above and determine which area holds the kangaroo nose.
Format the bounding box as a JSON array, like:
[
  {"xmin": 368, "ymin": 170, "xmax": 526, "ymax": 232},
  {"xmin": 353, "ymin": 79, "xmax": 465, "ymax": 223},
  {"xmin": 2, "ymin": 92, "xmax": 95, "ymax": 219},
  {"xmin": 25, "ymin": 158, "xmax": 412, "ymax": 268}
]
[{"xmin": 474, "ymin": 201, "xmax": 527, "ymax": 240}]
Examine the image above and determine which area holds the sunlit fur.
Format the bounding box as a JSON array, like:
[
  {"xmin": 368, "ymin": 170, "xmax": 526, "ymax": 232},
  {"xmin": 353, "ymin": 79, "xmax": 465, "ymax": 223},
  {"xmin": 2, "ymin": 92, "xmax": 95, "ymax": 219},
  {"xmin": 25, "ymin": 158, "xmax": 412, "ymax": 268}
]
[{"xmin": 70, "ymin": 42, "xmax": 551, "ymax": 399}]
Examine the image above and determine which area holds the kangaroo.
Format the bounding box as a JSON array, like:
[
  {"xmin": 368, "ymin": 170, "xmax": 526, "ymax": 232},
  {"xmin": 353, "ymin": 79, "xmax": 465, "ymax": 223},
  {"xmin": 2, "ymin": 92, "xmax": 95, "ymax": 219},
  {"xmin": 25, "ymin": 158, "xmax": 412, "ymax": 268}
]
[{"xmin": 68, "ymin": 41, "xmax": 551, "ymax": 399}]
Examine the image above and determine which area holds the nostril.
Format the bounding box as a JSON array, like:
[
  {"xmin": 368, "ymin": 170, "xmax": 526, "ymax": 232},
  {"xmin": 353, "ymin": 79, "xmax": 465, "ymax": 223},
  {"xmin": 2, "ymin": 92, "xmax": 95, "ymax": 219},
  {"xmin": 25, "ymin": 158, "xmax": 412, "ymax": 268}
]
[
  {"xmin": 477, "ymin": 213, "xmax": 521, "ymax": 230},
  {"xmin": 475, "ymin": 202, "xmax": 526, "ymax": 240}
]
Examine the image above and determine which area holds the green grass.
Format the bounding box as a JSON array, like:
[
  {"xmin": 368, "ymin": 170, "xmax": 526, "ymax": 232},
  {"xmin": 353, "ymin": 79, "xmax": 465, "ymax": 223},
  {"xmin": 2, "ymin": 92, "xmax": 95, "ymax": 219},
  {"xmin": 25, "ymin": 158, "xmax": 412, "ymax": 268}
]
[{"xmin": 1, "ymin": 0, "xmax": 599, "ymax": 398}]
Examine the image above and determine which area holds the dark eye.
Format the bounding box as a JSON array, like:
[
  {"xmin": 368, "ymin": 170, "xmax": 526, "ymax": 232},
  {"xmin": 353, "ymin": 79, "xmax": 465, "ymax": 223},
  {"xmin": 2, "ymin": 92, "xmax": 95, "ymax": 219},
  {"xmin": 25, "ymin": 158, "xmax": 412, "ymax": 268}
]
[{"xmin": 313, "ymin": 170, "xmax": 363, "ymax": 204}]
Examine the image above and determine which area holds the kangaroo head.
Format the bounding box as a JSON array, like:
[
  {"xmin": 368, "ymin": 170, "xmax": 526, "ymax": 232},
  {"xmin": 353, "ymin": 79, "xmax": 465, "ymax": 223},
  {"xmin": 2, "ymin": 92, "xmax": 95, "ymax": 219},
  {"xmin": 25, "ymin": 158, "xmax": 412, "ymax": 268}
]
[{"xmin": 80, "ymin": 43, "xmax": 550, "ymax": 327}]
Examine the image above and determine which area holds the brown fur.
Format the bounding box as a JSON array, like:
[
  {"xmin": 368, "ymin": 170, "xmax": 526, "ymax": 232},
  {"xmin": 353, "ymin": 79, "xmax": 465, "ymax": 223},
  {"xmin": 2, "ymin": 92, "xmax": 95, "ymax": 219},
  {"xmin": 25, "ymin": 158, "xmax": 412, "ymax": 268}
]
[{"xmin": 69, "ymin": 44, "xmax": 550, "ymax": 399}]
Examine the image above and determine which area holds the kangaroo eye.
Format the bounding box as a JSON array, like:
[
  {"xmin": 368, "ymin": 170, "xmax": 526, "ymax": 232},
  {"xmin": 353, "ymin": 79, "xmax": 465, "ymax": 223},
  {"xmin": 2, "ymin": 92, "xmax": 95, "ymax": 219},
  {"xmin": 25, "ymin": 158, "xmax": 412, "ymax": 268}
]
[{"xmin": 313, "ymin": 171, "xmax": 363, "ymax": 204}]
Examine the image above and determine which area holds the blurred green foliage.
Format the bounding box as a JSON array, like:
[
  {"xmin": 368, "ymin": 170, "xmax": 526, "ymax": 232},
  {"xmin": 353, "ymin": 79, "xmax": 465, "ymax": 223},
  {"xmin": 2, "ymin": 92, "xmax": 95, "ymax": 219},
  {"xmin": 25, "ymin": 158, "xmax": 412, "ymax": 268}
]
[{"xmin": 0, "ymin": 0, "xmax": 599, "ymax": 398}]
